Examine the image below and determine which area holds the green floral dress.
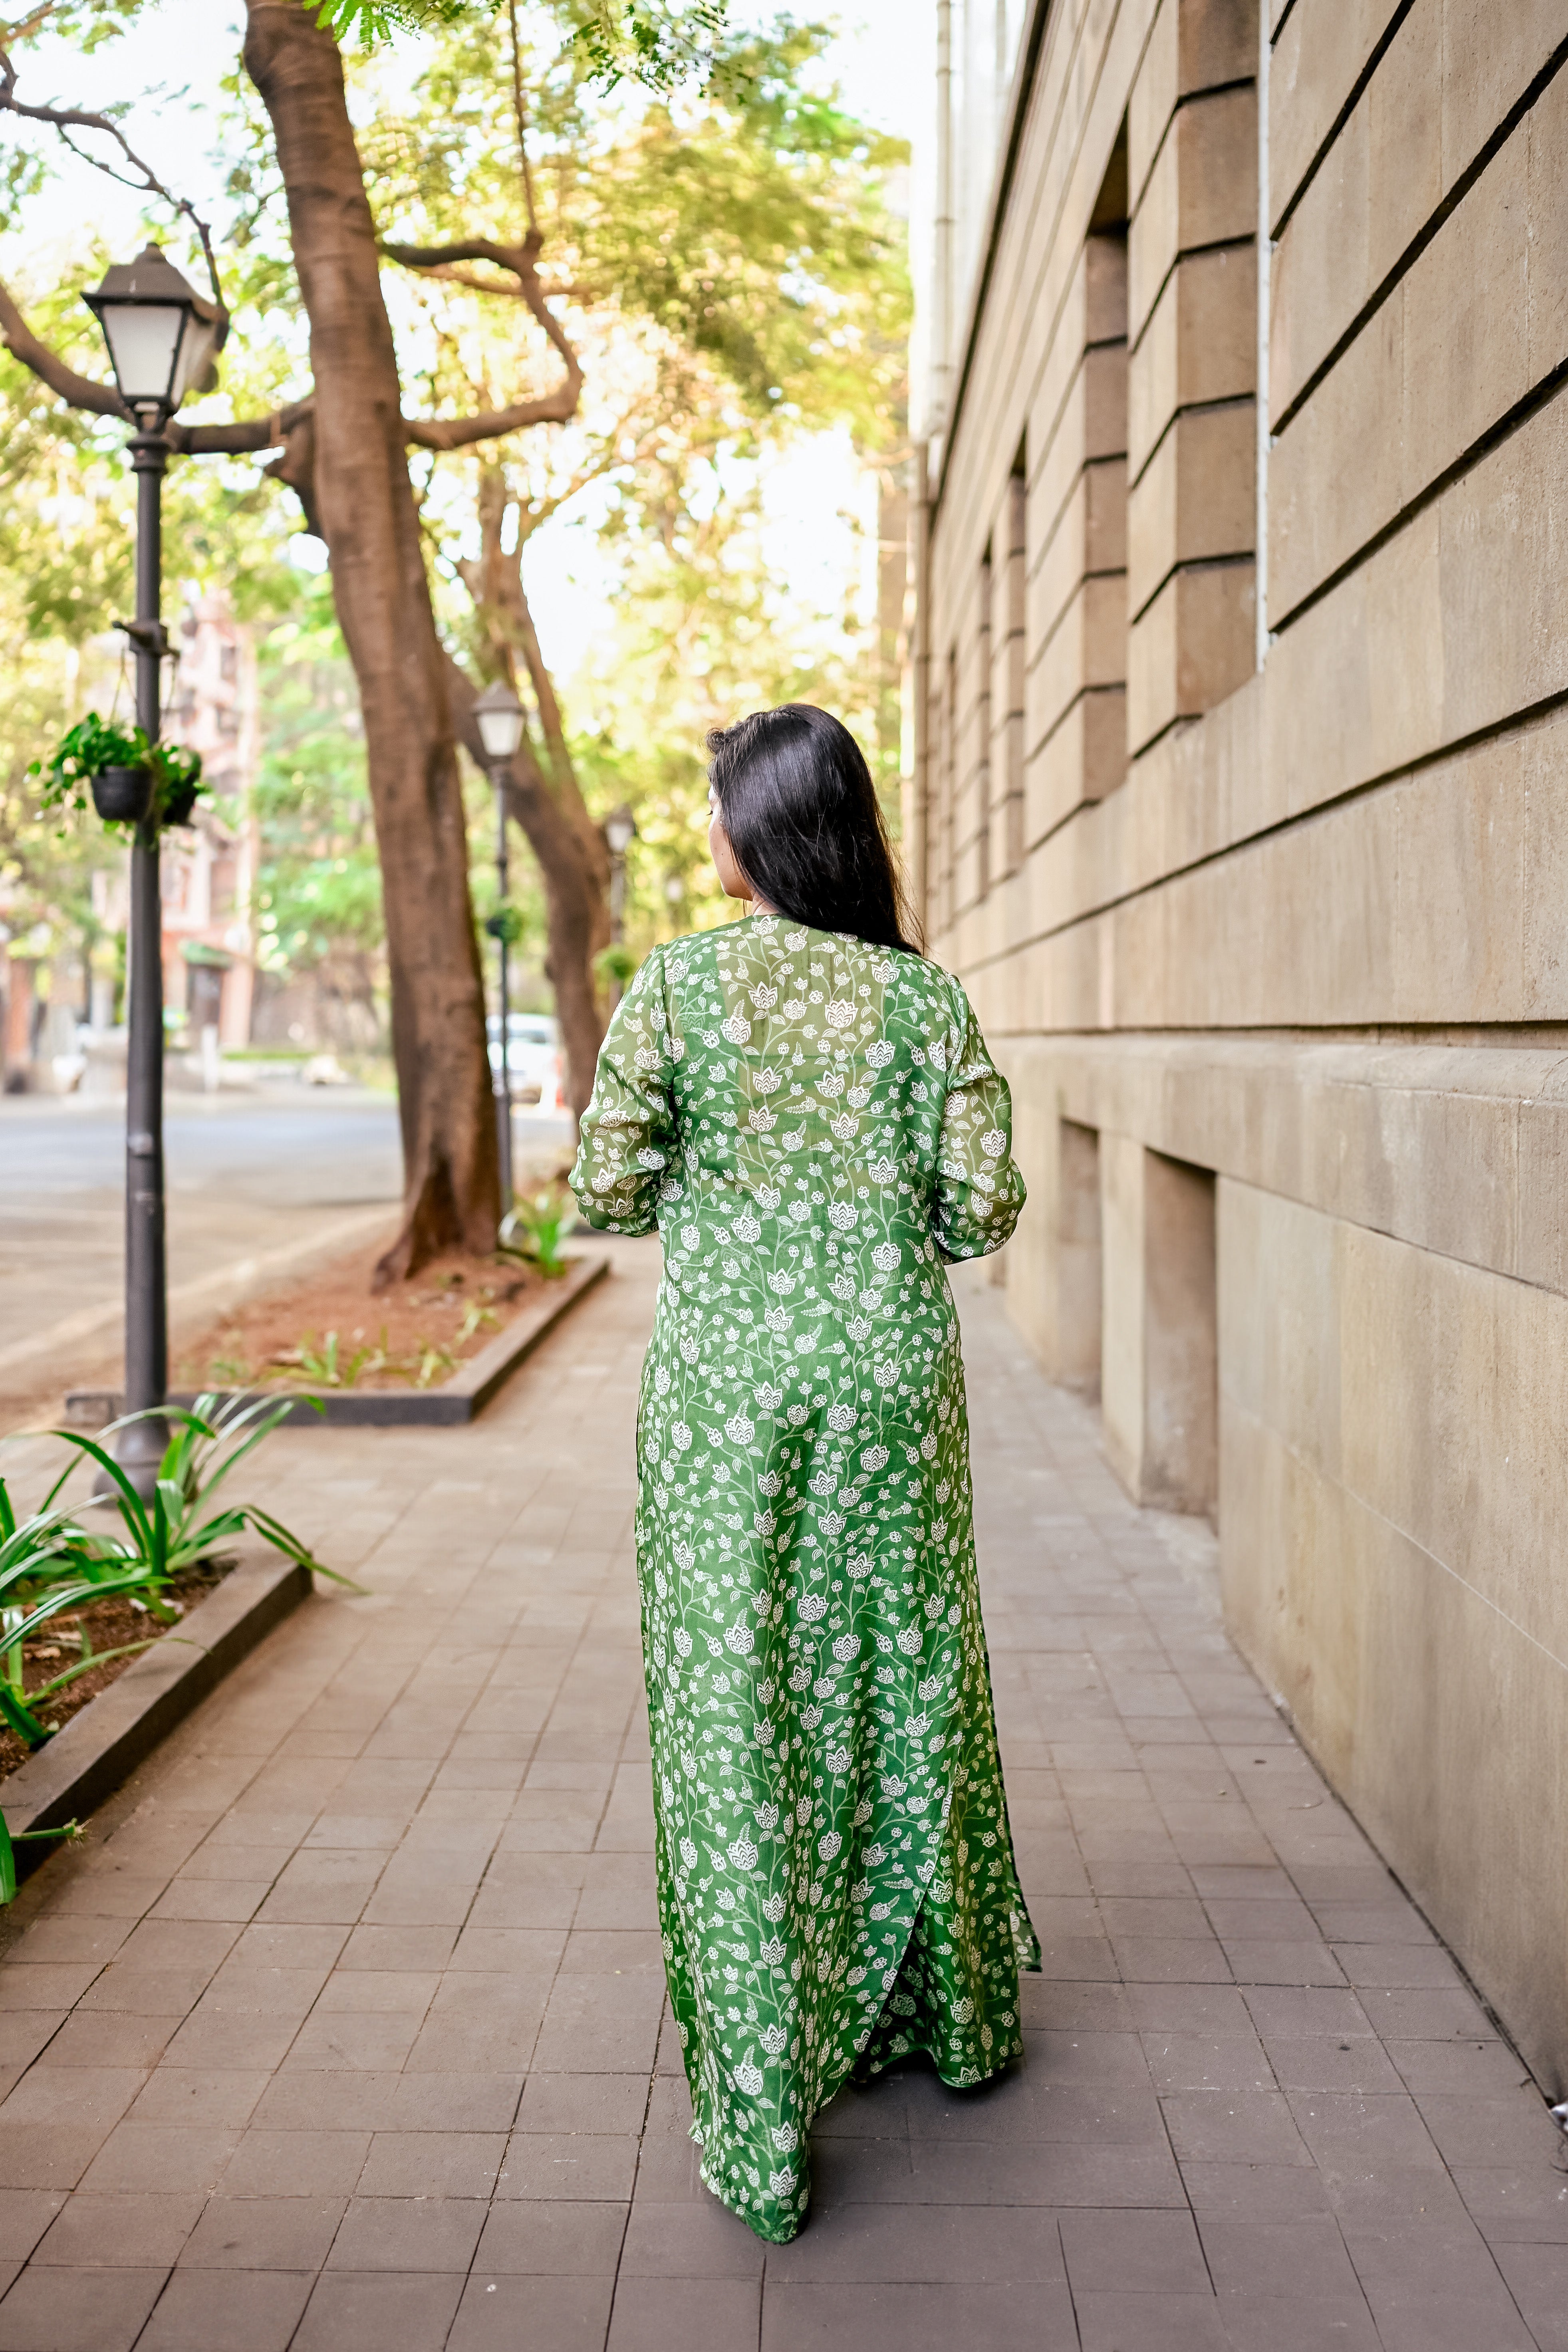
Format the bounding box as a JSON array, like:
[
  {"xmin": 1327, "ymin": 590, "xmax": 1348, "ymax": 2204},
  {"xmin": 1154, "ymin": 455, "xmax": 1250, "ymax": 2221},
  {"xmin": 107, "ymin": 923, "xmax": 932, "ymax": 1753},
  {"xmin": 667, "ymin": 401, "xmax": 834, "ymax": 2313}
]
[{"xmin": 570, "ymin": 915, "xmax": 1039, "ymax": 2242}]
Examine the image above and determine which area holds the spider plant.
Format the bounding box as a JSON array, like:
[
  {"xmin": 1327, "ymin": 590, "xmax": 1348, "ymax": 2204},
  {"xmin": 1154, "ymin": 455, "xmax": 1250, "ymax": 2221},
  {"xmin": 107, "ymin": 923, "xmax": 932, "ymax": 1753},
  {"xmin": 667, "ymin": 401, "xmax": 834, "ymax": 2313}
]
[
  {"xmin": 0, "ymin": 1477, "xmax": 172, "ymax": 1748},
  {"xmin": 502, "ymin": 1186, "xmax": 580, "ymax": 1277},
  {"xmin": 57, "ymin": 1392, "xmax": 361, "ymax": 1593},
  {"xmin": 0, "ymin": 1811, "xmax": 82, "ymax": 1904}
]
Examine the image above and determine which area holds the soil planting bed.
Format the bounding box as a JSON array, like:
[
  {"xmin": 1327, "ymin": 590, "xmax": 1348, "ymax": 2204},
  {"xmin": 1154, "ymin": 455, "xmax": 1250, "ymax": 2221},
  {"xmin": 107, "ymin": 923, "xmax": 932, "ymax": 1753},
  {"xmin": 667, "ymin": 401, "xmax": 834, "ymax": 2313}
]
[
  {"xmin": 0, "ymin": 1558, "xmax": 229, "ymax": 1782},
  {"xmin": 172, "ymin": 1242, "xmax": 548, "ymax": 1396}
]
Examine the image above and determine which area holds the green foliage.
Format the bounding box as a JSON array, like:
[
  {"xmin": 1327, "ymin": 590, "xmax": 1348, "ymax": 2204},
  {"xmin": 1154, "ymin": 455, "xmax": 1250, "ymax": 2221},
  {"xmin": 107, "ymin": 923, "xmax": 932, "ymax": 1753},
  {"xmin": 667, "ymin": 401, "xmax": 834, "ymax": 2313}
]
[
  {"xmin": 28, "ymin": 713, "xmax": 205, "ymax": 827},
  {"xmin": 502, "ymin": 1185, "xmax": 580, "ymax": 1275},
  {"xmin": 53, "ymin": 1393, "xmax": 361, "ymax": 1596},
  {"xmin": 0, "ymin": 1472, "xmax": 169, "ymax": 1749},
  {"xmin": 315, "ymin": 0, "xmax": 734, "ymax": 93},
  {"xmin": 250, "ymin": 607, "xmax": 383, "ymax": 988}
]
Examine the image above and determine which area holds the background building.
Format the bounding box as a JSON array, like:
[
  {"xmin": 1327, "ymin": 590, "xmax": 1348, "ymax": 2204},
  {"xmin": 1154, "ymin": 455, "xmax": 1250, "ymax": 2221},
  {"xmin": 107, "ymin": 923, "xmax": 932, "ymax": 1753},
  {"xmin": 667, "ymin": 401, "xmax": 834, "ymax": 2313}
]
[
  {"xmin": 911, "ymin": 0, "xmax": 1568, "ymax": 2087},
  {"xmin": 162, "ymin": 591, "xmax": 262, "ymax": 1054}
]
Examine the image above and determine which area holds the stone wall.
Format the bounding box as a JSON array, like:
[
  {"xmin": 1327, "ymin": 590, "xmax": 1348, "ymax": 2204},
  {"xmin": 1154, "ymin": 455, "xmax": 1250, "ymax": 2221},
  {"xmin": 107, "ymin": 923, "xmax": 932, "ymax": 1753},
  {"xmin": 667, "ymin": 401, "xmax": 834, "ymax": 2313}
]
[{"xmin": 918, "ymin": 0, "xmax": 1568, "ymax": 2087}]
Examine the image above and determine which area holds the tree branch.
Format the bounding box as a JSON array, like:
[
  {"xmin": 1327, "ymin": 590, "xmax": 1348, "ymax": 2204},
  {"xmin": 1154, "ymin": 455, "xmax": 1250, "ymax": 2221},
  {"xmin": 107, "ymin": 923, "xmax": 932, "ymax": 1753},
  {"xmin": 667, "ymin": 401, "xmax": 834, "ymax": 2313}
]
[
  {"xmin": 0, "ymin": 34, "xmax": 227, "ymax": 321},
  {"xmin": 0, "ymin": 276, "xmax": 122, "ymax": 415},
  {"xmin": 385, "ymin": 232, "xmax": 584, "ymax": 450}
]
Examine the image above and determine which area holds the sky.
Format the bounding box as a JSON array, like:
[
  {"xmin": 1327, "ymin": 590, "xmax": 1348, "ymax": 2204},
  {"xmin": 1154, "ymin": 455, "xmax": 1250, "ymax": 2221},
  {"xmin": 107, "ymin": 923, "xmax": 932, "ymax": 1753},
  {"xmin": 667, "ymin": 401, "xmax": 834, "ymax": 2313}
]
[{"xmin": 2, "ymin": 0, "xmax": 928, "ymax": 685}]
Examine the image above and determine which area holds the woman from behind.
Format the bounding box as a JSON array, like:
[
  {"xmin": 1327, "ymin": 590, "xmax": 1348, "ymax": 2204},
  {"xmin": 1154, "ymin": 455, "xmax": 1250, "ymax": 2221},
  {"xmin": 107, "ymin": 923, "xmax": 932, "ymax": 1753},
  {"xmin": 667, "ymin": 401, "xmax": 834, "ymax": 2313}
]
[{"xmin": 570, "ymin": 702, "xmax": 1038, "ymax": 2242}]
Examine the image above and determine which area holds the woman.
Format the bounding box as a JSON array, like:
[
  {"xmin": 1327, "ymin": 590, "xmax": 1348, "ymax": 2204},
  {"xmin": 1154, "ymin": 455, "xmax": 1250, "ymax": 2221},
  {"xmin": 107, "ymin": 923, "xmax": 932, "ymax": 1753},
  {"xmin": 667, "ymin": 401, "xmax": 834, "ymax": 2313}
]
[{"xmin": 571, "ymin": 703, "xmax": 1038, "ymax": 2243}]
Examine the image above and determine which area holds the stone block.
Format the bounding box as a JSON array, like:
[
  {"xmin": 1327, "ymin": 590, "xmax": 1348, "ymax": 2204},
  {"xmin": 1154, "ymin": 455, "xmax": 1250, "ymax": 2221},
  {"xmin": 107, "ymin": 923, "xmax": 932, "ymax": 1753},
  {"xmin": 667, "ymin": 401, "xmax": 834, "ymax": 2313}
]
[
  {"xmin": 1086, "ymin": 455, "xmax": 1129, "ymax": 574},
  {"xmin": 1029, "ymin": 575, "xmax": 1128, "ymax": 755},
  {"xmin": 1129, "ymin": 246, "xmax": 1255, "ymax": 477},
  {"xmin": 1056, "ymin": 1117, "xmax": 1105, "ymax": 1391},
  {"xmin": 1086, "ymin": 231, "xmax": 1129, "ymax": 345},
  {"xmin": 1268, "ymin": 0, "xmax": 1388, "ymax": 230},
  {"xmin": 1443, "ymin": 0, "xmax": 1564, "ymax": 201},
  {"xmin": 1269, "ymin": 100, "xmax": 1369, "ymax": 422},
  {"xmin": 1100, "ymin": 1137, "xmax": 1217, "ymax": 1512},
  {"xmin": 1131, "ymin": 0, "xmax": 1256, "ymax": 209},
  {"xmin": 1024, "ymin": 692, "xmax": 1127, "ymax": 843},
  {"xmin": 1131, "ymin": 87, "xmax": 1257, "ymax": 343},
  {"xmin": 1365, "ymin": 0, "xmax": 1443, "ymax": 291},
  {"xmin": 1128, "ymin": 401, "xmax": 1255, "ymax": 617},
  {"xmin": 1127, "ymin": 560, "xmax": 1254, "ymax": 752}
]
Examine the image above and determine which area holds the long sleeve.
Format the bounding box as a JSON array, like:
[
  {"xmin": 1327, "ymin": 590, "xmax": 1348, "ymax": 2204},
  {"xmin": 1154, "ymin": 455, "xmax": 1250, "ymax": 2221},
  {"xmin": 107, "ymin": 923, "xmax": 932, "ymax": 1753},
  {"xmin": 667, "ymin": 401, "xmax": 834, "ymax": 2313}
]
[
  {"xmin": 570, "ymin": 947, "xmax": 679, "ymax": 1235},
  {"xmin": 930, "ymin": 985, "xmax": 1027, "ymax": 1261}
]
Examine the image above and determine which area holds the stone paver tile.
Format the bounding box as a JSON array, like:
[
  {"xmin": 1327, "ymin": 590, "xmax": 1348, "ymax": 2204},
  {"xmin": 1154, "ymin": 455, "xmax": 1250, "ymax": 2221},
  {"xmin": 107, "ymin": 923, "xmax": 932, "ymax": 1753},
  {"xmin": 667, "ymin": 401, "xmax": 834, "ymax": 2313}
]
[
  {"xmin": 356, "ymin": 2130, "xmax": 506, "ymax": 2199},
  {"xmin": 1330, "ymin": 1943, "xmax": 1462, "ymax": 1990},
  {"xmin": 1180, "ymin": 2162, "xmax": 1333, "ymax": 2221},
  {"xmin": 764, "ymin": 2200, "xmax": 1065, "ymax": 2283},
  {"xmin": 177, "ymin": 2193, "xmax": 346, "ymax": 2268},
  {"xmin": 283, "ymin": 2010, "xmax": 423, "ymax": 2071},
  {"xmin": 1492, "ymin": 2242, "xmax": 1568, "ymax": 2347},
  {"xmin": 0, "ymin": 2127, "xmax": 107, "ymax": 2191},
  {"xmin": 1200, "ymin": 2215, "xmax": 1363, "ymax": 2299},
  {"xmin": 516, "ymin": 2072, "xmax": 649, "ymax": 2136},
  {"xmin": 760, "ymin": 2279, "xmax": 1077, "ymax": 2352},
  {"xmin": 1060, "ymin": 2207, "xmax": 1208, "ymax": 2294},
  {"xmin": 449, "ymin": 2273, "xmax": 615, "ymax": 2351},
  {"xmin": 0, "ymin": 2263, "xmax": 168, "ymax": 2352},
  {"xmin": 1125, "ymin": 1984, "xmax": 1253, "ymax": 2034},
  {"xmin": 0, "ymin": 2191, "xmax": 67, "ymax": 2263},
  {"xmin": 76, "ymin": 2122, "xmax": 242, "ymax": 2197},
  {"xmin": 473, "ymin": 2199, "xmax": 626, "ymax": 2274},
  {"xmin": 1241, "ymin": 1988, "xmax": 1371, "ymax": 2039},
  {"xmin": 336, "ymin": 1925, "xmax": 458, "ymax": 1971},
  {"xmin": 1455, "ymin": 2164, "xmax": 1568, "ymax": 2244},
  {"xmin": 291, "ymin": 2269, "xmax": 464, "ymax": 2352},
  {"xmin": 139, "ymin": 1880, "xmax": 267, "ymax": 1931},
  {"xmin": 1141, "ymin": 2032, "xmax": 1274, "ymax": 2093},
  {"xmin": 1113, "ymin": 1938, "xmax": 1235, "ymax": 1984},
  {"xmin": 1362, "ymin": 2296, "xmax": 1535, "ymax": 2351},
  {"xmin": 1287, "ymin": 2091, "xmax": 1449, "ymax": 2171},
  {"xmin": 1211, "ymin": 2296, "xmax": 1381, "ymax": 2350},
  {"xmin": 1161, "ymin": 2090, "xmax": 1312, "ymax": 2166},
  {"xmin": 32, "ymin": 2191, "xmax": 203, "ymax": 2269},
  {"xmin": 619, "ymin": 2198, "xmax": 764, "ymax": 2279},
  {"xmin": 159, "ymin": 2011, "xmax": 301, "ymax": 2071},
  {"xmin": 144, "ymin": 2264, "xmax": 311, "ymax": 2348},
  {"xmin": 497, "ymin": 2132, "xmax": 641, "ymax": 2201},
  {"xmin": 327, "ymin": 2195, "xmax": 488, "ymax": 2273},
  {"xmin": 897, "ymin": 2136, "xmax": 1183, "ymax": 2208},
  {"xmin": 1072, "ymin": 2294, "xmax": 1229, "ymax": 2351},
  {"xmin": 1263, "ymin": 2036, "xmax": 1405, "ymax": 2093},
  {"xmin": 216, "ymin": 2129, "xmax": 370, "ymax": 2197}
]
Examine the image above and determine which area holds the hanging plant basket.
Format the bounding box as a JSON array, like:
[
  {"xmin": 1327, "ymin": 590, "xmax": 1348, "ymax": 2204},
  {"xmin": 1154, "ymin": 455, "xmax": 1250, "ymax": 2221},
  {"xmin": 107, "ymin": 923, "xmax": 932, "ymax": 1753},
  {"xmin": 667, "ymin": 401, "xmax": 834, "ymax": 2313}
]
[
  {"xmin": 160, "ymin": 778, "xmax": 200, "ymax": 828},
  {"xmin": 90, "ymin": 766, "xmax": 153, "ymax": 825}
]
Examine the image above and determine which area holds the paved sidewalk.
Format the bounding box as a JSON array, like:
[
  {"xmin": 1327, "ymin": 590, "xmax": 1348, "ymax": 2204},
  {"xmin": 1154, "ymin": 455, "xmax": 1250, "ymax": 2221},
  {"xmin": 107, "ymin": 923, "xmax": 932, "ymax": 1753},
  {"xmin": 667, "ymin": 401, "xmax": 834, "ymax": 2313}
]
[{"xmin": 0, "ymin": 1242, "xmax": 1562, "ymax": 2350}]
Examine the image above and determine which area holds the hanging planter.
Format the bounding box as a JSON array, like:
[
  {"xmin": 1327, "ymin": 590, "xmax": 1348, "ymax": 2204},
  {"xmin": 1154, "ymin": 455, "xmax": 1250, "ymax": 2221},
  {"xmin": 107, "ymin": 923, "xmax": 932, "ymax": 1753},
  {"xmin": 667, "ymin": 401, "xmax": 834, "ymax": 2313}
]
[
  {"xmin": 31, "ymin": 713, "xmax": 204, "ymax": 833},
  {"xmin": 89, "ymin": 765, "xmax": 153, "ymax": 825}
]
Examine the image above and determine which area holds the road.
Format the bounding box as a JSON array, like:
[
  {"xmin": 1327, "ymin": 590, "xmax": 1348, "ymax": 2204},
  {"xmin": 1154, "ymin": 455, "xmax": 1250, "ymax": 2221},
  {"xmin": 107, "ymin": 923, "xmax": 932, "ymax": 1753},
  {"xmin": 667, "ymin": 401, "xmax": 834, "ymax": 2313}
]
[{"xmin": 0, "ymin": 1086, "xmax": 573, "ymax": 1424}]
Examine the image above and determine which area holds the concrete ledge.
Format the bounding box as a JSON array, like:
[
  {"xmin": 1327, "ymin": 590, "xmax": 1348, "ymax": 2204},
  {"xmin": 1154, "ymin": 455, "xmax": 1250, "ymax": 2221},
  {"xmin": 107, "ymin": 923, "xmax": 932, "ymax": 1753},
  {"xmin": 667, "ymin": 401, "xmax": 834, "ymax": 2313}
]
[
  {"xmin": 2, "ymin": 1552, "xmax": 310, "ymax": 1870},
  {"xmin": 71, "ymin": 1252, "xmax": 611, "ymax": 1431}
]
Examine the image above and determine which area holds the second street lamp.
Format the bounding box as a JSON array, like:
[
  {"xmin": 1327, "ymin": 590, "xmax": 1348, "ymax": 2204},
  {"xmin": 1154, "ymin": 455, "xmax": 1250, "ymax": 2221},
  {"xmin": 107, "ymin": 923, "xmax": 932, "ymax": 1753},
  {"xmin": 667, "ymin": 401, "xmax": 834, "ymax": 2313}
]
[
  {"xmin": 472, "ymin": 681, "xmax": 526, "ymax": 1216},
  {"xmin": 84, "ymin": 245, "xmax": 225, "ymax": 1499}
]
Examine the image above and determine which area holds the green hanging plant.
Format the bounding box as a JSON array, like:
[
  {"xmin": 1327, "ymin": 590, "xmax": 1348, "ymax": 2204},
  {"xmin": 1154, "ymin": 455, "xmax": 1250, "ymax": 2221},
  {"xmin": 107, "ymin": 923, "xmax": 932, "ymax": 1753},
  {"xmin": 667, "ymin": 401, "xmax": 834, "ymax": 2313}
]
[{"xmin": 29, "ymin": 714, "xmax": 204, "ymax": 828}]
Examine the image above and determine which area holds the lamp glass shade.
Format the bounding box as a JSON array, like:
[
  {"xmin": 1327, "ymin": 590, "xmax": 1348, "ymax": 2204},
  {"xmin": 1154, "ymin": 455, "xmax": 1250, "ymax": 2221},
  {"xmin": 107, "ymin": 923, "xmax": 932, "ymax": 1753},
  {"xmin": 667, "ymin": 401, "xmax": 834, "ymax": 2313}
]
[
  {"xmin": 605, "ymin": 806, "xmax": 637, "ymax": 855},
  {"xmin": 97, "ymin": 302, "xmax": 188, "ymax": 407},
  {"xmin": 473, "ymin": 683, "xmax": 525, "ymax": 762},
  {"xmin": 84, "ymin": 245, "xmax": 222, "ymax": 416}
]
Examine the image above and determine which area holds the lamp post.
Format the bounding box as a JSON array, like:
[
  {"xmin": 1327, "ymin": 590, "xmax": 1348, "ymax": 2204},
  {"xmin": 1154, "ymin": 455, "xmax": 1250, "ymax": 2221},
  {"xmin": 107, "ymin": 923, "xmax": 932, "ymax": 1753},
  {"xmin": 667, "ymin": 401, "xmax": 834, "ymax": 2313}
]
[
  {"xmin": 472, "ymin": 681, "xmax": 526, "ymax": 1215},
  {"xmin": 604, "ymin": 804, "xmax": 637, "ymax": 945},
  {"xmin": 83, "ymin": 246, "xmax": 224, "ymax": 1498}
]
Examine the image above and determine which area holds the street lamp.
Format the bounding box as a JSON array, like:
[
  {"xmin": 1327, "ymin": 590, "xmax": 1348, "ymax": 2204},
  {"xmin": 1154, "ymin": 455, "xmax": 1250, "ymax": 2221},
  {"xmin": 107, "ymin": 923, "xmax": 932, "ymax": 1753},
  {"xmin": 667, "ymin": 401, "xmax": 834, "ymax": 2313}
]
[
  {"xmin": 84, "ymin": 246, "xmax": 225, "ymax": 1499},
  {"xmin": 473, "ymin": 680, "xmax": 525, "ymax": 1213},
  {"xmin": 604, "ymin": 804, "xmax": 637, "ymax": 947}
]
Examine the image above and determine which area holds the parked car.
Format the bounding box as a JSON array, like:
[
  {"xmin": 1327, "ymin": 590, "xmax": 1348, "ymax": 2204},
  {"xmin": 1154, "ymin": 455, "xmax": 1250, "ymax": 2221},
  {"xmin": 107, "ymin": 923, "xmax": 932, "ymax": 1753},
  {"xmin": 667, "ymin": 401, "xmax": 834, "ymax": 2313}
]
[{"xmin": 487, "ymin": 1012, "xmax": 561, "ymax": 1109}]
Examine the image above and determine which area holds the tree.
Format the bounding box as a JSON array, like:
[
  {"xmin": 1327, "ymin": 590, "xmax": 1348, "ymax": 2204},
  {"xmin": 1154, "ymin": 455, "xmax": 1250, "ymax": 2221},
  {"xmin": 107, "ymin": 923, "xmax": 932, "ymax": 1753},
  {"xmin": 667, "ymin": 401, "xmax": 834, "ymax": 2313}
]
[{"xmin": 0, "ymin": 0, "xmax": 906, "ymax": 1268}]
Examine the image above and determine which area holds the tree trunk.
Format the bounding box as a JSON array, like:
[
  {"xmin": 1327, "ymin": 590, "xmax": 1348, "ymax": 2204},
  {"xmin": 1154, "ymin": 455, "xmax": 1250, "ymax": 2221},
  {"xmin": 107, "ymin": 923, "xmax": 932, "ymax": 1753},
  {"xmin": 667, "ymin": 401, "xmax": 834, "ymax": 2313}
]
[
  {"xmin": 446, "ymin": 655, "xmax": 607, "ymax": 1122},
  {"xmin": 243, "ymin": 0, "xmax": 498, "ymax": 1286}
]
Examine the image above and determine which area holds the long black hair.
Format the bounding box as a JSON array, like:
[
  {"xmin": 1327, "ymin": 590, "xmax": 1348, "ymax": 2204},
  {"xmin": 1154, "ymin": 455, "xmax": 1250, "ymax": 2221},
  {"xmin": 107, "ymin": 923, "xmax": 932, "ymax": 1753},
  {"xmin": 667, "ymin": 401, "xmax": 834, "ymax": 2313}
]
[{"xmin": 706, "ymin": 703, "xmax": 922, "ymax": 955}]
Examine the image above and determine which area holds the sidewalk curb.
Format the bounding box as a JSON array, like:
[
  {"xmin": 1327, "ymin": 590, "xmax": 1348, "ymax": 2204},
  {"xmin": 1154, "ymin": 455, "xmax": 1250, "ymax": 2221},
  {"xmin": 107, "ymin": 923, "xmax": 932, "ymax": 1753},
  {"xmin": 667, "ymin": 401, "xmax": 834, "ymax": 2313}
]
[
  {"xmin": 70, "ymin": 1252, "xmax": 611, "ymax": 1431},
  {"xmin": 2, "ymin": 1553, "xmax": 310, "ymax": 1873}
]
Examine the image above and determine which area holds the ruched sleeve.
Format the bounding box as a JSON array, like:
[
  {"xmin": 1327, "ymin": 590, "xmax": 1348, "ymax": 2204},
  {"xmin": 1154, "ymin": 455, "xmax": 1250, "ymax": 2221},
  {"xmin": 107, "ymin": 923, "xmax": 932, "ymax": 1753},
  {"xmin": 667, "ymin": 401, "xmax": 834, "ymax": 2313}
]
[
  {"xmin": 930, "ymin": 983, "xmax": 1026, "ymax": 1261},
  {"xmin": 570, "ymin": 946, "xmax": 679, "ymax": 1235}
]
